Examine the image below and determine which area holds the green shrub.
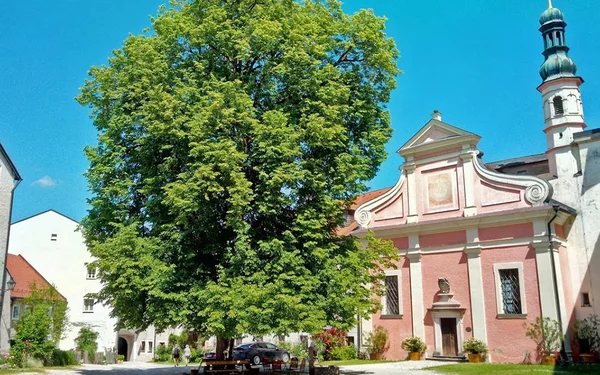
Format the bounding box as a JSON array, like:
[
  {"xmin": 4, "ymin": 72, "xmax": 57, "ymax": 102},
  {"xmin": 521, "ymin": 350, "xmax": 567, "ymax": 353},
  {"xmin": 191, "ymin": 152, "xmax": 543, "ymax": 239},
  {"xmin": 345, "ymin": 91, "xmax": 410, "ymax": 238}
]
[
  {"xmin": 330, "ymin": 345, "xmax": 357, "ymax": 360},
  {"xmin": 576, "ymin": 314, "xmax": 600, "ymax": 352},
  {"xmin": 400, "ymin": 337, "xmax": 426, "ymax": 353},
  {"xmin": 367, "ymin": 326, "xmax": 391, "ymax": 355},
  {"xmin": 117, "ymin": 354, "xmax": 125, "ymax": 361},
  {"xmin": 75, "ymin": 327, "xmax": 99, "ymax": 361},
  {"xmin": 525, "ymin": 317, "xmax": 563, "ymax": 356},
  {"xmin": 279, "ymin": 342, "xmax": 308, "ymax": 360},
  {"xmin": 462, "ymin": 338, "xmax": 488, "ymax": 354},
  {"xmin": 47, "ymin": 349, "xmax": 78, "ymax": 366},
  {"xmin": 154, "ymin": 344, "xmax": 172, "ymax": 362}
]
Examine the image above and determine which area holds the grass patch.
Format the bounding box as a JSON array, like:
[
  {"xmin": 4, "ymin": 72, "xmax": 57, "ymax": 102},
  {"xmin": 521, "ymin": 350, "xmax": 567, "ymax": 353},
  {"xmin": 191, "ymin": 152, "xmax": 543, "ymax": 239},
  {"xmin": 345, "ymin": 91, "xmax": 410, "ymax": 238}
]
[
  {"xmin": 319, "ymin": 359, "xmax": 402, "ymax": 366},
  {"xmin": 426, "ymin": 363, "xmax": 600, "ymax": 375}
]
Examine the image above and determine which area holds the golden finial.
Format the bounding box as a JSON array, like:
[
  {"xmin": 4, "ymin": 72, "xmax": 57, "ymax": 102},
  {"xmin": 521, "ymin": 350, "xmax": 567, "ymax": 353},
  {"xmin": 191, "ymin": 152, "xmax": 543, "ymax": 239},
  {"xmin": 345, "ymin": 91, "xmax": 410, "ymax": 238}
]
[{"xmin": 548, "ymin": 0, "xmax": 553, "ymax": 8}]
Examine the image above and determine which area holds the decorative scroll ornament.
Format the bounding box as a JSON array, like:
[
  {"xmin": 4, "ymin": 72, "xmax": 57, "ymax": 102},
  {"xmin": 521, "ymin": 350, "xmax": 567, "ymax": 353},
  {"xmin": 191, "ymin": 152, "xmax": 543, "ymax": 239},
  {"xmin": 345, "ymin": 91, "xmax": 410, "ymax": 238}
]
[
  {"xmin": 470, "ymin": 151, "xmax": 552, "ymax": 206},
  {"xmin": 354, "ymin": 172, "xmax": 406, "ymax": 228}
]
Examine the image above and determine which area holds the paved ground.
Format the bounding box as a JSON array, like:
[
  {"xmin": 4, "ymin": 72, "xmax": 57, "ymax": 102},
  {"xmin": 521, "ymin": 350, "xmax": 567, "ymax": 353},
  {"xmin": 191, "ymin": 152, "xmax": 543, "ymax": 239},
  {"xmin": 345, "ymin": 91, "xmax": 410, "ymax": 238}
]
[{"xmin": 16, "ymin": 361, "xmax": 456, "ymax": 375}]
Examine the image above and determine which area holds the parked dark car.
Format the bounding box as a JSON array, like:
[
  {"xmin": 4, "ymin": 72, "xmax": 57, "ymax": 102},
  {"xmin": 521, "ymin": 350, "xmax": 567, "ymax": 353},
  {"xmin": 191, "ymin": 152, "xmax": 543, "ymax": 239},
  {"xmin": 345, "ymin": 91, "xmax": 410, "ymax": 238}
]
[
  {"xmin": 204, "ymin": 351, "xmax": 217, "ymax": 360},
  {"xmin": 233, "ymin": 342, "xmax": 290, "ymax": 365}
]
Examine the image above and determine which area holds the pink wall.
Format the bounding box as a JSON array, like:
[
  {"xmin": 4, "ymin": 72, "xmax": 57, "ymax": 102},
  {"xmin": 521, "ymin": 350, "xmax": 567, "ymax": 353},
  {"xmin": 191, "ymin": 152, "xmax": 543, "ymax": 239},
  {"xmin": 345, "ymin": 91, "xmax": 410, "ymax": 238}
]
[
  {"xmin": 420, "ymin": 231, "xmax": 466, "ymax": 248},
  {"xmin": 479, "ymin": 223, "xmax": 534, "ymax": 241},
  {"xmin": 421, "ymin": 251, "xmax": 472, "ymax": 357},
  {"xmin": 373, "ymin": 257, "xmax": 413, "ymax": 360},
  {"xmin": 481, "ymin": 245, "xmax": 541, "ymax": 363}
]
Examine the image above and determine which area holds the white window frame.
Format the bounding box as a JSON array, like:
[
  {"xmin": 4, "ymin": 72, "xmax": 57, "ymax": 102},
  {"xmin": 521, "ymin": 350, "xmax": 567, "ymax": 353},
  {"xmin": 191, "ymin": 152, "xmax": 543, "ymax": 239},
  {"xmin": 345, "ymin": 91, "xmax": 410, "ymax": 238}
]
[
  {"xmin": 86, "ymin": 266, "xmax": 97, "ymax": 280},
  {"xmin": 493, "ymin": 262, "xmax": 527, "ymax": 317},
  {"xmin": 12, "ymin": 304, "xmax": 20, "ymax": 321},
  {"xmin": 381, "ymin": 270, "xmax": 403, "ymax": 317},
  {"xmin": 83, "ymin": 298, "xmax": 95, "ymax": 313}
]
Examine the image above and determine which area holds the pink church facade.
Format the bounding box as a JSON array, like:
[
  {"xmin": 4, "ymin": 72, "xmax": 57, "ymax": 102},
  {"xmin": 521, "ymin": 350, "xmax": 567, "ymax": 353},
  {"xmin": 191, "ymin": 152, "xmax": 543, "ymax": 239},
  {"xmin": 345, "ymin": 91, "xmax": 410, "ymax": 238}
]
[
  {"xmin": 352, "ymin": 117, "xmax": 573, "ymax": 363},
  {"xmin": 346, "ymin": 3, "xmax": 600, "ymax": 364}
]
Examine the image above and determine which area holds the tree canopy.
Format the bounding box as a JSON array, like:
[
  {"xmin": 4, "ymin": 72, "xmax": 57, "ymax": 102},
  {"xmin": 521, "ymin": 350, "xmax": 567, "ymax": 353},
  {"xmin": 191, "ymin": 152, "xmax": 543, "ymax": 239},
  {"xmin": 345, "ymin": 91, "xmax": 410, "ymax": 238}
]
[{"xmin": 77, "ymin": 0, "xmax": 400, "ymax": 341}]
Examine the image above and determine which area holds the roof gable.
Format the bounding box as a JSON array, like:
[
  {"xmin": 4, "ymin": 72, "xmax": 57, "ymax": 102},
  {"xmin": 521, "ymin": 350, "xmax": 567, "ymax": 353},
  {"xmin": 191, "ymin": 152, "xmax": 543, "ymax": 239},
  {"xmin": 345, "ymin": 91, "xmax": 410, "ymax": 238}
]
[
  {"xmin": 12, "ymin": 209, "xmax": 79, "ymax": 226},
  {"xmin": 398, "ymin": 119, "xmax": 480, "ymax": 158},
  {"xmin": 6, "ymin": 254, "xmax": 67, "ymax": 301}
]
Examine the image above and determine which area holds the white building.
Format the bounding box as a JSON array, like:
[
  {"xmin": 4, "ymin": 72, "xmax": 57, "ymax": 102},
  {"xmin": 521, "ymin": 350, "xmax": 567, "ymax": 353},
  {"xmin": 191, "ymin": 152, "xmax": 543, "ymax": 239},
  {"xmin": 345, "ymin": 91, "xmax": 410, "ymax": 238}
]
[
  {"xmin": 7, "ymin": 209, "xmax": 177, "ymax": 361},
  {"xmin": 8, "ymin": 210, "xmax": 117, "ymax": 352},
  {"xmin": 0, "ymin": 143, "xmax": 22, "ymax": 353}
]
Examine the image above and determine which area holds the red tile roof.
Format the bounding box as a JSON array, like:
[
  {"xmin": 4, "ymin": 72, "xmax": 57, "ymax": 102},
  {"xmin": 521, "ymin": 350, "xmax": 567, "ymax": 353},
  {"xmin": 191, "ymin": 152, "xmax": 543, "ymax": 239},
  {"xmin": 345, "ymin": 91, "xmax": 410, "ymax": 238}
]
[
  {"xmin": 6, "ymin": 254, "xmax": 66, "ymax": 301},
  {"xmin": 337, "ymin": 187, "xmax": 393, "ymax": 236},
  {"xmin": 349, "ymin": 187, "xmax": 392, "ymax": 211}
]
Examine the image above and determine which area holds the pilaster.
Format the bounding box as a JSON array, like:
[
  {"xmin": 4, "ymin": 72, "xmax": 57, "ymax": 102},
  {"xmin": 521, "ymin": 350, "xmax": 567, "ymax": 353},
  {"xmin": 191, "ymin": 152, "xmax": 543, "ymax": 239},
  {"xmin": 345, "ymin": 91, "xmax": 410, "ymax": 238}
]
[
  {"xmin": 464, "ymin": 228, "xmax": 487, "ymax": 343},
  {"xmin": 405, "ymin": 163, "xmax": 418, "ymax": 224},
  {"xmin": 532, "ymin": 241, "xmax": 560, "ymax": 321},
  {"xmin": 407, "ymin": 234, "xmax": 424, "ymax": 338},
  {"xmin": 460, "ymin": 151, "xmax": 477, "ymax": 217}
]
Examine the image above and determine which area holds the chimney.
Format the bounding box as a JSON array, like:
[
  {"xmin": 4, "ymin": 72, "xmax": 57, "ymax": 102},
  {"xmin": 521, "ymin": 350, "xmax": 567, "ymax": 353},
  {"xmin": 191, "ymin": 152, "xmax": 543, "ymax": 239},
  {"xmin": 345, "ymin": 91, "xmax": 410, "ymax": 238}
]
[{"xmin": 431, "ymin": 109, "xmax": 442, "ymax": 121}]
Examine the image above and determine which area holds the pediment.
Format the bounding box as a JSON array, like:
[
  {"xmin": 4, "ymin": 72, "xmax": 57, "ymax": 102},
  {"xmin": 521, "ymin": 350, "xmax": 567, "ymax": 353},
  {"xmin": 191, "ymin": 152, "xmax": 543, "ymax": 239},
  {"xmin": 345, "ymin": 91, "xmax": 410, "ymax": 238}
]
[{"xmin": 398, "ymin": 119, "xmax": 480, "ymax": 158}]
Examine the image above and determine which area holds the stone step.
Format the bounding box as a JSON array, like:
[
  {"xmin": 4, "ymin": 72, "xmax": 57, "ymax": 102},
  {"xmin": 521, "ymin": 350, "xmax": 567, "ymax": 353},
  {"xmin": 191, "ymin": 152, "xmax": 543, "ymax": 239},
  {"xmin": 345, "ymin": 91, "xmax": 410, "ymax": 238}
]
[{"xmin": 425, "ymin": 355, "xmax": 468, "ymax": 363}]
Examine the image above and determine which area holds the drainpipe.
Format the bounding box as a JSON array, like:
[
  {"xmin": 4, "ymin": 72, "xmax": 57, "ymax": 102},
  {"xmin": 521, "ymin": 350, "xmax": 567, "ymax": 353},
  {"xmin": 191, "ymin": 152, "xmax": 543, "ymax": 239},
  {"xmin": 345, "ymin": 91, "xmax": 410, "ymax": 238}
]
[{"xmin": 547, "ymin": 205, "xmax": 566, "ymax": 358}]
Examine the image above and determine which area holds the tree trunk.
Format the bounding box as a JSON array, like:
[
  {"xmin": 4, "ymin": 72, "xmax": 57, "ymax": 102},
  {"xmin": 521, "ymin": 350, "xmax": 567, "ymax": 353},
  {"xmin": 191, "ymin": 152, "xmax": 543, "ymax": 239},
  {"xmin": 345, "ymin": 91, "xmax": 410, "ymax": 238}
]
[{"xmin": 216, "ymin": 337, "xmax": 230, "ymax": 360}]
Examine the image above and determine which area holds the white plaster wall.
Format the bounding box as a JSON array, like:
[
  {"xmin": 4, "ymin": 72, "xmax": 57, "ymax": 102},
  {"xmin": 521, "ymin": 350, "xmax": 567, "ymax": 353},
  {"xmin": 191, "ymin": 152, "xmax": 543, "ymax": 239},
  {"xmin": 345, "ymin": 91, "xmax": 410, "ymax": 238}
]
[
  {"xmin": 576, "ymin": 141, "xmax": 600, "ymax": 316},
  {"xmin": 7, "ymin": 211, "xmax": 118, "ymax": 351},
  {"xmin": 0, "ymin": 154, "xmax": 18, "ymax": 352}
]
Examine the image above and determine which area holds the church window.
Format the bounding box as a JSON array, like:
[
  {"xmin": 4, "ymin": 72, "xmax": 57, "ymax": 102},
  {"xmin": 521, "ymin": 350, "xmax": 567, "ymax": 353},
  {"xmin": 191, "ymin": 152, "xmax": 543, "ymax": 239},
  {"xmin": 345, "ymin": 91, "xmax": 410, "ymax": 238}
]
[
  {"xmin": 382, "ymin": 270, "xmax": 402, "ymax": 317},
  {"xmin": 553, "ymin": 96, "xmax": 564, "ymax": 116},
  {"xmin": 499, "ymin": 269, "xmax": 522, "ymax": 314},
  {"xmin": 494, "ymin": 262, "xmax": 527, "ymax": 317},
  {"xmin": 582, "ymin": 292, "xmax": 591, "ymax": 307}
]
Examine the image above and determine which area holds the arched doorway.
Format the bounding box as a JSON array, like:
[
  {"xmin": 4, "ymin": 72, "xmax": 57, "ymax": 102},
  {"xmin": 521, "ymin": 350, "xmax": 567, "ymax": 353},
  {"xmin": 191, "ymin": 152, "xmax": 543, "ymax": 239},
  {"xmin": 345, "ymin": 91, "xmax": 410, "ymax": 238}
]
[{"xmin": 118, "ymin": 337, "xmax": 128, "ymax": 361}]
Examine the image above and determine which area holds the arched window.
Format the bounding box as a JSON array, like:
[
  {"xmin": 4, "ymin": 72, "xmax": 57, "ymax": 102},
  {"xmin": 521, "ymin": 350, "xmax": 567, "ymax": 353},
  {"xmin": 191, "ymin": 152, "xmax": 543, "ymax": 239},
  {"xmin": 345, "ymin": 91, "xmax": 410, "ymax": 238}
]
[
  {"xmin": 556, "ymin": 32, "xmax": 562, "ymax": 46},
  {"xmin": 553, "ymin": 96, "xmax": 564, "ymax": 116}
]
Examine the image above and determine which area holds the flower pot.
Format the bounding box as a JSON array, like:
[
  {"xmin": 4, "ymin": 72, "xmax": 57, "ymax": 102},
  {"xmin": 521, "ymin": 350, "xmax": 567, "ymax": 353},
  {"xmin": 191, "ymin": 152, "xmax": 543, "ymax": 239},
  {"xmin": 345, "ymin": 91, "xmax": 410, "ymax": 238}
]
[
  {"xmin": 369, "ymin": 353, "xmax": 383, "ymax": 360},
  {"xmin": 408, "ymin": 352, "xmax": 421, "ymax": 361},
  {"xmin": 468, "ymin": 353, "xmax": 482, "ymax": 363},
  {"xmin": 542, "ymin": 355, "xmax": 556, "ymax": 365}
]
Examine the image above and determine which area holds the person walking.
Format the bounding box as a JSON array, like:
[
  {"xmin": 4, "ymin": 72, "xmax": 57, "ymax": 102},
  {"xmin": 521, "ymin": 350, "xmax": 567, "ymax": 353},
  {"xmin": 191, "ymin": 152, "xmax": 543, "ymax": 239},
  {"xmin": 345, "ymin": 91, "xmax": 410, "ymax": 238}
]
[
  {"xmin": 172, "ymin": 344, "xmax": 181, "ymax": 367},
  {"xmin": 184, "ymin": 344, "xmax": 191, "ymax": 366}
]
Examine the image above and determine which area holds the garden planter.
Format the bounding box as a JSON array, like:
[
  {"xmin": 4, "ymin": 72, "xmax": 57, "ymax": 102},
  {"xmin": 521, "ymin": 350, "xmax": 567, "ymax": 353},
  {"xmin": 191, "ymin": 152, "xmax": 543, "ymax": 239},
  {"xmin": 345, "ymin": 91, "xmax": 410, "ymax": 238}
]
[
  {"xmin": 468, "ymin": 353, "xmax": 482, "ymax": 363},
  {"xmin": 408, "ymin": 352, "xmax": 421, "ymax": 361},
  {"xmin": 541, "ymin": 355, "xmax": 556, "ymax": 365},
  {"xmin": 369, "ymin": 353, "xmax": 383, "ymax": 360}
]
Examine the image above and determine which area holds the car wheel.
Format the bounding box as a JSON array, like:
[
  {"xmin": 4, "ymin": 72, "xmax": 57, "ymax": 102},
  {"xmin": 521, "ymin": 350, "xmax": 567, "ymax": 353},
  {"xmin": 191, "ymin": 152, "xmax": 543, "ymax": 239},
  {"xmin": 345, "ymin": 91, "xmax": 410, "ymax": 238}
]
[
  {"xmin": 281, "ymin": 353, "xmax": 290, "ymax": 363},
  {"xmin": 252, "ymin": 355, "xmax": 261, "ymax": 365}
]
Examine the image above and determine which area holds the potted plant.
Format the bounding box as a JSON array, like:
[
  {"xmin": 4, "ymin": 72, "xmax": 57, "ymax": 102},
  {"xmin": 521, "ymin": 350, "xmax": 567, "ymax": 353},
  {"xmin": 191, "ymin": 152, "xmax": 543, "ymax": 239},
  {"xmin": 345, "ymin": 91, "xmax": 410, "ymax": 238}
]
[
  {"xmin": 117, "ymin": 354, "xmax": 124, "ymax": 364},
  {"xmin": 366, "ymin": 325, "xmax": 390, "ymax": 360},
  {"xmin": 575, "ymin": 314, "xmax": 600, "ymax": 363},
  {"xmin": 401, "ymin": 337, "xmax": 426, "ymax": 360},
  {"xmin": 525, "ymin": 317, "xmax": 563, "ymax": 365},
  {"xmin": 463, "ymin": 338, "xmax": 488, "ymax": 363}
]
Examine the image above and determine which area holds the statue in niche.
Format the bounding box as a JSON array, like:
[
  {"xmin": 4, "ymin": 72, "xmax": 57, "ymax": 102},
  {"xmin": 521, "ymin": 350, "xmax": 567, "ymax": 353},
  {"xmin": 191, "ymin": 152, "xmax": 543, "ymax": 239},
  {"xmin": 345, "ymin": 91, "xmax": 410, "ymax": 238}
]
[{"xmin": 438, "ymin": 277, "xmax": 451, "ymax": 294}]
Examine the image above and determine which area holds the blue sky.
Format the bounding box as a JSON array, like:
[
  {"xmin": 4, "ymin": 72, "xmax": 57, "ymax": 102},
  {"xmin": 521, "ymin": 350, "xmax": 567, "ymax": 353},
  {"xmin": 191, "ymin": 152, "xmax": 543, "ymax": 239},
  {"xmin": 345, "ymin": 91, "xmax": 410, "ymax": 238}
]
[{"xmin": 1, "ymin": 0, "xmax": 598, "ymax": 223}]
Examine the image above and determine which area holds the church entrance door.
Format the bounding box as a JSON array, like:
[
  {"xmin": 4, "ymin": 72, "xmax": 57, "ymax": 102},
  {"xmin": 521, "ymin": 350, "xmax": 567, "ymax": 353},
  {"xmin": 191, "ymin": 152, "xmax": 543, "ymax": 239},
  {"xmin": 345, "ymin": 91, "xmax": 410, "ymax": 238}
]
[{"xmin": 441, "ymin": 318, "xmax": 458, "ymax": 356}]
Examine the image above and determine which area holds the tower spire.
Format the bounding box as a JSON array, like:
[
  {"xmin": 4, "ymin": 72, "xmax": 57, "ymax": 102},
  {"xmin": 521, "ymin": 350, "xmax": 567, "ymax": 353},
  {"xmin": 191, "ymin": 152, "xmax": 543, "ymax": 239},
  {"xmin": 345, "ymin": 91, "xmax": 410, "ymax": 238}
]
[{"xmin": 536, "ymin": 4, "xmax": 585, "ymax": 178}]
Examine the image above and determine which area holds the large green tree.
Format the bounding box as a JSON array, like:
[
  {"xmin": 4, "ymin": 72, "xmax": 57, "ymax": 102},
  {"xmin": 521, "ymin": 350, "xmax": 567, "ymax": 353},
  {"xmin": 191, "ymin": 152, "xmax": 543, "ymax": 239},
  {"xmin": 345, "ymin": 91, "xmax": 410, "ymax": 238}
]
[{"xmin": 78, "ymin": 0, "xmax": 400, "ymax": 350}]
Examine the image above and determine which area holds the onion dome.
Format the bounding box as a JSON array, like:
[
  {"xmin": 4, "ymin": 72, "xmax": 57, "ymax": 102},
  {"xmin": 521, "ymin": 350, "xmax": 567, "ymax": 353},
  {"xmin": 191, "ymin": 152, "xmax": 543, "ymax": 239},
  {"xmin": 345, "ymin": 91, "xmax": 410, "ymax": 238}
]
[
  {"xmin": 539, "ymin": 52, "xmax": 577, "ymax": 81},
  {"xmin": 539, "ymin": 7, "xmax": 564, "ymax": 25},
  {"xmin": 538, "ymin": 5, "xmax": 579, "ymax": 83}
]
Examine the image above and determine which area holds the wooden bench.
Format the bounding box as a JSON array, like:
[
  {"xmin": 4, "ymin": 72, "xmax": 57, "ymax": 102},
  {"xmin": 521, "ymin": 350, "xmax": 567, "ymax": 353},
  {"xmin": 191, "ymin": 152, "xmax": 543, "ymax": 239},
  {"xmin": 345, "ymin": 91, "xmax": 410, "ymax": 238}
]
[{"xmin": 202, "ymin": 359, "xmax": 250, "ymax": 375}]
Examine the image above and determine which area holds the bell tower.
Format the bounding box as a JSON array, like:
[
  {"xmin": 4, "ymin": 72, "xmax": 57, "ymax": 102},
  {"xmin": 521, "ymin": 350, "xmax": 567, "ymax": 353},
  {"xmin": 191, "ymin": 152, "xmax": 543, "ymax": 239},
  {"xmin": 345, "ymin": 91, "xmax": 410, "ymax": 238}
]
[{"xmin": 537, "ymin": 1, "xmax": 585, "ymax": 178}]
